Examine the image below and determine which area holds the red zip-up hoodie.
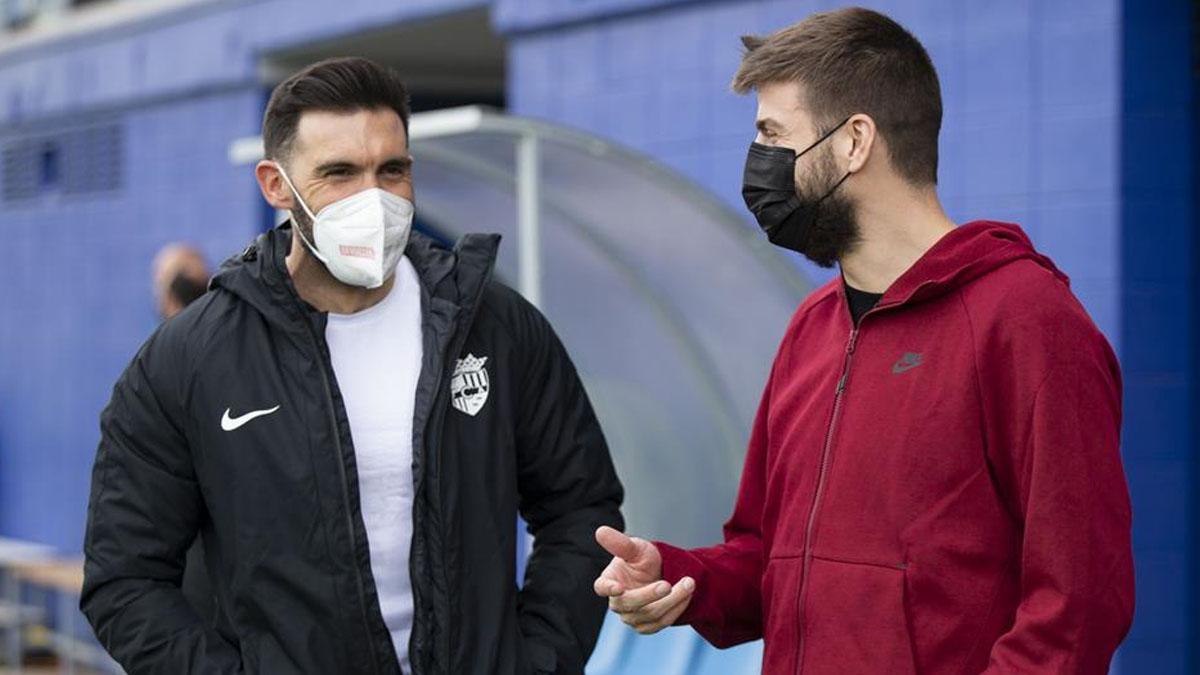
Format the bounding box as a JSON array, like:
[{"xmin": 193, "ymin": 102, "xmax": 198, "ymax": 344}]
[{"xmin": 656, "ymin": 221, "xmax": 1134, "ymax": 674}]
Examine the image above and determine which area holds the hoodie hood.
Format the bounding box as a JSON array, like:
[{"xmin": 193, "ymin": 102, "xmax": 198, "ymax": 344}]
[
  {"xmin": 211, "ymin": 221, "xmax": 500, "ymax": 332},
  {"xmin": 209, "ymin": 222, "xmax": 303, "ymax": 329},
  {"xmin": 874, "ymin": 220, "xmax": 1067, "ymax": 308}
]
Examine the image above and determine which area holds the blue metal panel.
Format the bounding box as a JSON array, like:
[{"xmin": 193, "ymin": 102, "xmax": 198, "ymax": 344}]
[{"xmin": 1120, "ymin": 0, "xmax": 1197, "ymax": 671}]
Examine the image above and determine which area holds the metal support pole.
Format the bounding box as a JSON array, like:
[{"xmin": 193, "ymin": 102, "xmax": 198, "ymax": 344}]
[
  {"xmin": 516, "ymin": 133, "xmax": 542, "ymax": 309},
  {"xmin": 514, "ymin": 133, "xmax": 542, "ymax": 572}
]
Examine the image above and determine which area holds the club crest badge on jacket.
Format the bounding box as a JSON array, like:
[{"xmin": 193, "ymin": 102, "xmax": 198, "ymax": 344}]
[{"xmin": 451, "ymin": 354, "xmax": 490, "ymax": 416}]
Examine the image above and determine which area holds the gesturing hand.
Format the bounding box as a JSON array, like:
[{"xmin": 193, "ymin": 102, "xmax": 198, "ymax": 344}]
[{"xmin": 593, "ymin": 526, "xmax": 695, "ymax": 634}]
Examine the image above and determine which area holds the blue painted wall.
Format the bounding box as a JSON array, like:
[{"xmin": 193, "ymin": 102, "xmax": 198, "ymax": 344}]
[
  {"xmin": 1119, "ymin": 0, "xmax": 1196, "ymax": 671},
  {"xmin": 0, "ymin": 0, "xmax": 487, "ymax": 551},
  {"xmin": 0, "ymin": 0, "xmax": 1192, "ymax": 671},
  {"xmin": 500, "ymin": 0, "xmax": 1125, "ymax": 340},
  {"xmin": 0, "ymin": 87, "xmax": 263, "ymax": 548}
]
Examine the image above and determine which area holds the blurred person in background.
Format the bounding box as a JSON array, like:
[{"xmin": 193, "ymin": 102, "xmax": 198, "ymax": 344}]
[
  {"xmin": 152, "ymin": 243, "xmax": 210, "ymax": 320},
  {"xmin": 594, "ymin": 8, "xmax": 1134, "ymax": 674},
  {"xmin": 150, "ymin": 243, "xmax": 224, "ymax": 632},
  {"xmin": 81, "ymin": 57, "xmax": 623, "ymax": 674}
]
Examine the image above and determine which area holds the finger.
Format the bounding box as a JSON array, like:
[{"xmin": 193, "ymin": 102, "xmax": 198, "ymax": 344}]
[
  {"xmin": 634, "ymin": 595, "xmax": 692, "ymax": 635},
  {"xmin": 632, "ymin": 578, "xmax": 695, "ymax": 633},
  {"xmin": 593, "ymin": 575, "xmax": 625, "ymax": 597},
  {"xmin": 595, "ymin": 526, "xmax": 644, "ymax": 563},
  {"xmin": 593, "ymin": 555, "xmax": 634, "ymax": 597},
  {"xmin": 639, "ymin": 577, "xmax": 695, "ymax": 623},
  {"xmin": 607, "ymin": 580, "xmax": 671, "ymax": 613}
]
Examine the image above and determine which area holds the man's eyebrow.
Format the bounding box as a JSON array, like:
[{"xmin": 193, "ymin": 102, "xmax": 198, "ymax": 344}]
[
  {"xmin": 312, "ymin": 155, "xmax": 413, "ymax": 175},
  {"xmin": 312, "ymin": 160, "xmax": 359, "ymax": 175},
  {"xmin": 755, "ymin": 118, "xmax": 782, "ymax": 134}
]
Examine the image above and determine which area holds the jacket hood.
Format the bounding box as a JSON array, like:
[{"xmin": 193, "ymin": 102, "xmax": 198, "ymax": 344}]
[
  {"xmin": 210, "ymin": 222, "xmax": 500, "ymax": 331},
  {"xmin": 876, "ymin": 220, "xmax": 1067, "ymax": 308}
]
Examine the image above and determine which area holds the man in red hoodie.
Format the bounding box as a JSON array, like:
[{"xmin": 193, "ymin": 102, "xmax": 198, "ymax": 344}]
[{"xmin": 593, "ymin": 7, "xmax": 1134, "ymax": 674}]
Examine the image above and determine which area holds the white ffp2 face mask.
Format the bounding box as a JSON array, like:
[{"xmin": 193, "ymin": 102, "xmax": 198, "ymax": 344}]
[{"xmin": 276, "ymin": 165, "xmax": 414, "ymax": 289}]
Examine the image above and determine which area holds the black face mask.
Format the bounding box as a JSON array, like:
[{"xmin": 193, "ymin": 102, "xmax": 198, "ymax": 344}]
[{"xmin": 742, "ymin": 117, "xmax": 852, "ymax": 254}]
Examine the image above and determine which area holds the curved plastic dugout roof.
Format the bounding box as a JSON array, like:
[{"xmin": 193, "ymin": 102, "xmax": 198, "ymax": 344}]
[{"xmin": 229, "ymin": 107, "xmax": 811, "ymax": 546}]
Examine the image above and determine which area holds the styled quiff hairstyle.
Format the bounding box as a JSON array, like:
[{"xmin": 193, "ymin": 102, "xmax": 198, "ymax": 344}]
[
  {"xmin": 263, "ymin": 57, "xmax": 411, "ymax": 163},
  {"xmin": 733, "ymin": 7, "xmax": 942, "ymax": 185}
]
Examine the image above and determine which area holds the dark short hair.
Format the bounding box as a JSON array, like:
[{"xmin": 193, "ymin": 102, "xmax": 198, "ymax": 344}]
[
  {"xmin": 262, "ymin": 57, "xmax": 411, "ymax": 163},
  {"xmin": 733, "ymin": 7, "xmax": 942, "ymax": 185}
]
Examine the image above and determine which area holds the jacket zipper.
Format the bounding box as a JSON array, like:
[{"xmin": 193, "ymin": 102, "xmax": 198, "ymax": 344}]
[
  {"xmin": 794, "ymin": 326, "xmax": 859, "ymax": 674},
  {"xmin": 409, "ymin": 249, "xmax": 496, "ymax": 674},
  {"xmin": 406, "ymin": 287, "xmax": 443, "ymax": 675},
  {"xmin": 299, "ymin": 313, "xmax": 384, "ymax": 675},
  {"xmin": 422, "ymin": 326, "xmax": 472, "ymax": 672},
  {"xmin": 435, "ymin": 278, "xmax": 493, "ymax": 672}
]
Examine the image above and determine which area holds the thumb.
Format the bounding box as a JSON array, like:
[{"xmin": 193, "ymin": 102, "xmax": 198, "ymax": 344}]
[{"xmin": 595, "ymin": 526, "xmax": 647, "ymax": 563}]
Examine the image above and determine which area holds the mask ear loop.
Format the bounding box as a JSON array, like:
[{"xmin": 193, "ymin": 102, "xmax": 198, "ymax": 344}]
[
  {"xmin": 274, "ymin": 163, "xmax": 329, "ymax": 264},
  {"xmin": 793, "ymin": 115, "xmax": 853, "ymax": 162},
  {"xmin": 793, "ymin": 116, "xmax": 856, "ymax": 220}
]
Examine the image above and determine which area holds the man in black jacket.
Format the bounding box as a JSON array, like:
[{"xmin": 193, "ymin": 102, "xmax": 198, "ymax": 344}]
[{"xmin": 81, "ymin": 57, "xmax": 624, "ymax": 675}]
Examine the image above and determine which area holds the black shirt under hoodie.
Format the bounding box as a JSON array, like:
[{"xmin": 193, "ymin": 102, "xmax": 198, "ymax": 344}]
[{"xmin": 844, "ymin": 281, "xmax": 884, "ymax": 326}]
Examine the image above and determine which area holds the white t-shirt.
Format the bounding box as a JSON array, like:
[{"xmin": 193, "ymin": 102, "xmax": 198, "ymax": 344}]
[{"xmin": 325, "ymin": 257, "xmax": 423, "ymax": 673}]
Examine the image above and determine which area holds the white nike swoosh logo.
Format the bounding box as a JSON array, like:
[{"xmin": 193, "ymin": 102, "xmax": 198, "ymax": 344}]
[{"xmin": 220, "ymin": 405, "xmax": 281, "ymax": 431}]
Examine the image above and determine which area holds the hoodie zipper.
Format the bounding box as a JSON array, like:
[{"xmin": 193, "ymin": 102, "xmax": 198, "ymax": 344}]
[
  {"xmin": 794, "ymin": 326, "xmax": 858, "ymax": 673},
  {"xmin": 298, "ymin": 311, "xmax": 384, "ymax": 675},
  {"xmin": 792, "ymin": 294, "xmax": 909, "ymax": 673}
]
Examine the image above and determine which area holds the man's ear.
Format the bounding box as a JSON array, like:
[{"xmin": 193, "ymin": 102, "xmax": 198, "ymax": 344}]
[
  {"xmin": 843, "ymin": 113, "xmax": 878, "ymax": 174},
  {"xmin": 255, "ymin": 160, "xmax": 295, "ymax": 211}
]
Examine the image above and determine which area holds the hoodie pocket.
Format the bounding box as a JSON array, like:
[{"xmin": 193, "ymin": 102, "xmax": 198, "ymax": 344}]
[
  {"xmin": 761, "ymin": 555, "xmax": 805, "ymax": 673},
  {"xmin": 801, "ymin": 555, "xmax": 917, "ymax": 674}
]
